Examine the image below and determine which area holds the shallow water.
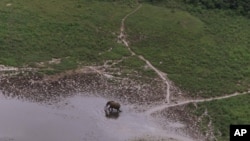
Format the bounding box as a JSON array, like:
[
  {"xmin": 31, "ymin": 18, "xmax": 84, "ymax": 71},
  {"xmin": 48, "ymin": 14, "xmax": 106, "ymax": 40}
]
[{"xmin": 0, "ymin": 92, "xmax": 194, "ymax": 141}]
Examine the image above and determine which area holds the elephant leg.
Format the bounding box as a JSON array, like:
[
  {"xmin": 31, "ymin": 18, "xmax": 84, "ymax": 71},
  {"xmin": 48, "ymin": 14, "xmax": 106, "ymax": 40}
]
[
  {"xmin": 108, "ymin": 107, "xmax": 113, "ymax": 112},
  {"xmin": 117, "ymin": 108, "xmax": 121, "ymax": 112}
]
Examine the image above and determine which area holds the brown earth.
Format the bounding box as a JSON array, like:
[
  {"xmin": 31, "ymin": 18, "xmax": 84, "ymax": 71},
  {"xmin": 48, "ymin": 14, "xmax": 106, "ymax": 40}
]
[{"xmin": 0, "ymin": 67, "xmax": 167, "ymax": 107}]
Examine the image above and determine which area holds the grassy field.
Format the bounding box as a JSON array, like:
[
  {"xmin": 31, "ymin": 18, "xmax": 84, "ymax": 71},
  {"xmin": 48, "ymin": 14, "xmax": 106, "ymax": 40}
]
[
  {"xmin": 188, "ymin": 94, "xmax": 250, "ymax": 141},
  {"xmin": 2, "ymin": 0, "xmax": 248, "ymax": 95},
  {"xmin": 0, "ymin": 0, "xmax": 134, "ymax": 72},
  {"xmin": 126, "ymin": 3, "xmax": 250, "ymax": 98}
]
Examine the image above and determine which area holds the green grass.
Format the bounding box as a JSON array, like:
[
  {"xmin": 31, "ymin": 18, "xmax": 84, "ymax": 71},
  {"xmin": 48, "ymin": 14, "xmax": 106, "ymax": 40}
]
[
  {"xmin": 126, "ymin": 3, "xmax": 250, "ymax": 97},
  {"xmin": 189, "ymin": 94, "xmax": 250, "ymax": 141},
  {"xmin": 114, "ymin": 56, "xmax": 157, "ymax": 78},
  {"xmin": 1, "ymin": 0, "xmax": 249, "ymax": 95},
  {"xmin": 1, "ymin": 0, "xmax": 249, "ymax": 91},
  {"xmin": 0, "ymin": 0, "xmax": 133, "ymax": 68}
]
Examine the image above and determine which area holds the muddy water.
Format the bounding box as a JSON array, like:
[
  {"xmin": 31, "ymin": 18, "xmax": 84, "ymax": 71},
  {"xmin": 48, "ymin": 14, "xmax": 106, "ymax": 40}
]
[{"xmin": 0, "ymin": 92, "xmax": 194, "ymax": 141}]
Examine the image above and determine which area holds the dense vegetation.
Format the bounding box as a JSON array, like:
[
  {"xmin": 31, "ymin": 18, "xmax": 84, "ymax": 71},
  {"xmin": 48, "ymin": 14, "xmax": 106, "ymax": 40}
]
[
  {"xmin": 185, "ymin": 0, "xmax": 250, "ymax": 18},
  {"xmin": 147, "ymin": 0, "xmax": 250, "ymax": 18}
]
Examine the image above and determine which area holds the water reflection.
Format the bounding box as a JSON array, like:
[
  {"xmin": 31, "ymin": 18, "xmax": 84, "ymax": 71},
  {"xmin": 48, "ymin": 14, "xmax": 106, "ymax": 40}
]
[{"xmin": 104, "ymin": 108, "xmax": 120, "ymax": 119}]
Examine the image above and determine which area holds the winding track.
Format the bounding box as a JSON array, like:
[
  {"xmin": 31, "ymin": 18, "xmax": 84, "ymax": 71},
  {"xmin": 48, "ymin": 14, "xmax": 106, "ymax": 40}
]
[
  {"xmin": 118, "ymin": 4, "xmax": 171, "ymax": 104},
  {"xmin": 145, "ymin": 90, "xmax": 250, "ymax": 115},
  {"xmin": 118, "ymin": 4, "xmax": 250, "ymax": 115}
]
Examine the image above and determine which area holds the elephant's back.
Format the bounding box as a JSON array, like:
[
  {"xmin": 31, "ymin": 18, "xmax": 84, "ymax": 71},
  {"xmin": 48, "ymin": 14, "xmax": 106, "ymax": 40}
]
[
  {"xmin": 112, "ymin": 102, "xmax": 120, "ymax": 109},
  {"xmin": 116, "ymin": 102, "xmax": 121, "ymax": 108}
]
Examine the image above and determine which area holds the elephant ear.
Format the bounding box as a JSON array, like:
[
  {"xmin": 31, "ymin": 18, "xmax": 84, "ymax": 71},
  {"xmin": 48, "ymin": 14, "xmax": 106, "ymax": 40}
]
[{"xmin": 106, "ymin": 101, "xmax": 112, "ymax": 106}]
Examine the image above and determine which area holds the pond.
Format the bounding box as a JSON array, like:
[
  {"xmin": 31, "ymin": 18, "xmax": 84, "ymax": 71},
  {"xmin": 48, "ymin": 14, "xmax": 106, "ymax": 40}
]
[{"xmin": 0, "ymin": 92, "xmax": 194, "ymax": 141}]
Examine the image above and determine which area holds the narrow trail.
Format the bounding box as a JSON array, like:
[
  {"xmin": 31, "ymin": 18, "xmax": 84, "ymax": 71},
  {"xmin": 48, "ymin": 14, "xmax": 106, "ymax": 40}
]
[
  {"xmin": 118, "ymin": 4, "xmax": 171, "ymax": 104},
  {"xmin": 118, "ymin": 4, "xmax": 142, "ymax": 51},
  {"xmin": 138, "ymin": 55, "xmax": 171, "ymax": 103},
  {"xmin": 145, "ymin": 90, "xmax": 250, "ymax": 115}
]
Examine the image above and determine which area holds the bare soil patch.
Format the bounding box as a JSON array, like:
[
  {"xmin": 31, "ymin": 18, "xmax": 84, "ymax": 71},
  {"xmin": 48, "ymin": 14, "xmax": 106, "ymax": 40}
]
[{"xmin": 0, "ymin": 67, "xmax": 166, "ymax": 107}]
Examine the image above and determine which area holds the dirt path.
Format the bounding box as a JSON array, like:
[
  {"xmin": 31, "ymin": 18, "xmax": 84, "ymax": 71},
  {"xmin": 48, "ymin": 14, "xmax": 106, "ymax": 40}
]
[
  {"xmin": 118, "ymin": 4, "xmax": 142, "ymax": 51},
  {"xmin": 118, "ymin": 4, "xmax": 171, "ymax": 104},
  {"xmin": 145, "ymin": 90, "xmax": 250, "ymax": 115},
  {"xmin": 138, "ymin": 55, "xmax": 171, "ymax": 103}
]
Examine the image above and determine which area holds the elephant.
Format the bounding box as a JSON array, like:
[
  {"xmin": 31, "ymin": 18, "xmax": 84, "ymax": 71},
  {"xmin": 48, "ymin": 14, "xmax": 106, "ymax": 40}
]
[{"xmin": 105, "ymin": 101, "xmax": 121, "ymax": 113}]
